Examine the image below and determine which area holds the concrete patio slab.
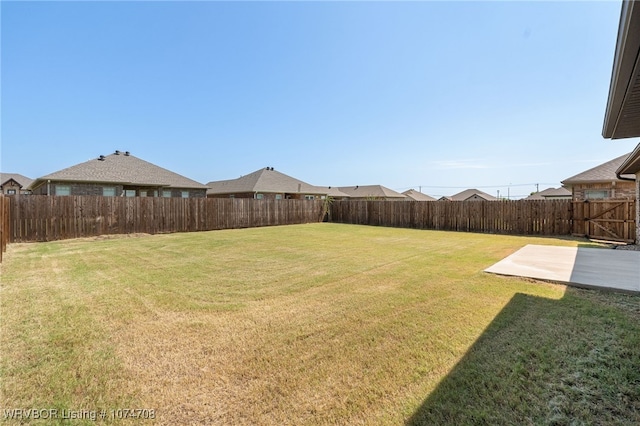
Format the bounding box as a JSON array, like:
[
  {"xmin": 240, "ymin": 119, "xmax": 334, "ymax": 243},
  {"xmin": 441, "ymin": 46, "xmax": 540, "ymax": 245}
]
[{"xmin": 485, "ymin": 245, "xmax": 640, "ymax": 293}]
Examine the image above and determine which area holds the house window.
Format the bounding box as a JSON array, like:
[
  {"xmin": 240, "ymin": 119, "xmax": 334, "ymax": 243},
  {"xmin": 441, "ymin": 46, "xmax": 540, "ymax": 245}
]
[
  {"xmin": 140, "ymin": 191, "xmax": 147, "ymax": 197},
  {"xmin": 181, "ymin": 191, "xmax": 189, "ymax": 198},
  {"xmin": 125, "ymin": 190, "xmax": 136, "ymax": 197},
  {"xmin": 275, "ymin": 194, "xmax": 282, "ymax": 200},
  {"xmin": 585, "ymin": 190, "xmax": 609, "ymax": 200},
  {"xmin": 103, "ymin": 187, "xmax": 116, "ymax": 197},
  {"xmin": 55, "ymin": 185, "xmax": 71, "ymax": 196},
  {"xmin": 229, "ymin": 194, "xmax": 235, "ymax": 199},
  {"xmin": 305, "ymin": 195, "xmax": 315, "ymax": 200},
  {"xmin": 163, "ymin": 190, "xmax": 172, "ymax": 198},
  {"xmin": 255, "ymin": 193, "xmax": 264, "ymax": 200},
  {"xmin": 7, "ymin": 189, "xmax": 16, "ymax": 195}
]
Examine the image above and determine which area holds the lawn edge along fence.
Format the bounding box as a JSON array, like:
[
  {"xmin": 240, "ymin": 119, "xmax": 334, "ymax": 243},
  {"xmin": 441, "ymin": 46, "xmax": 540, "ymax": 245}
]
[
  {"xmin": 9, "ymin": 196, "xmax": 325, "ymax": 243},
  {"xmin": 330, "ymin": 199, "xmax": 574, "ymax": 236},
  {"xmin": 4, "ymin": 196, "xmax": 637, "ymax": 244},
  {"xmin": 330, "ymin": 199, "xmax": 635, "ymax": 242}
]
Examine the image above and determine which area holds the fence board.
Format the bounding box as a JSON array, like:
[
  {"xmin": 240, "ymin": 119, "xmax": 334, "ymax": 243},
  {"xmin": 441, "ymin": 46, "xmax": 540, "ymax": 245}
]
[
  {"xmin": 9, "ymin": 196, "xmax": 325, "ymax": 243},
  {"xmin": 4, "ymin": 197, "xmax": 637, "ymax": 245},
  {"xmin": 330, "ymin": 200, "xmax": 578, "ymax": 237}
]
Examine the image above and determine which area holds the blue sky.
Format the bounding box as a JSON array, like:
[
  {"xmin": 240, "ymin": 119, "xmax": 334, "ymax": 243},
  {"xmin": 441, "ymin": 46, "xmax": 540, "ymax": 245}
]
[{"xmin": 2, "ymin": 1, "xmax": 637, "ymax": 199}]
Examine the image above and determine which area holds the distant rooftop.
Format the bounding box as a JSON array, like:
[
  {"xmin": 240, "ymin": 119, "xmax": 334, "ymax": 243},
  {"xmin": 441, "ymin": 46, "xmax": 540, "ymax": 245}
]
[{"xmin": 29, "ymin": 151, "xmax": 208, "ymax": 190}]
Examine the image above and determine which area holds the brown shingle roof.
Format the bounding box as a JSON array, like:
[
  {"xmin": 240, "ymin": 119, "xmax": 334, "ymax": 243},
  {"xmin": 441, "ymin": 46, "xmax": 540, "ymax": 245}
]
[
  {"xmin": 449, "ymin": 188, "xmax": 497, "ymax": 201},
  {"xmin": 562, "ymin": 153, "xmax": 635, "ymax": 184},
  {"xmin": 402, "ymin": 189, "xmax": 436, "ymax": 201},
  {"xmin": 206, "ymin": 168, "xmax": 330, "ymax": 195},
  {"xmin": 525, "ymin": 187, "xmax": 572, "ymax": 200},
  {"xmin": 337, "ymin": 185, "xmax": 406, "ymax": 199},
  {"xmin": 29, "ymin": 152, "xmax": 208, "ymax": 190},
  {"xmin": 0, "ymin": 173, "xmax": 33, "ymax": 189}
]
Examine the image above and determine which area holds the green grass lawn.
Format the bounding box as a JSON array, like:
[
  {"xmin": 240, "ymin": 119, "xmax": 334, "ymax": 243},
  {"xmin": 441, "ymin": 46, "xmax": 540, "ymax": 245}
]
[{"xmin": 1, "ymin": 223, "xmax": 639, "ymax": 425}]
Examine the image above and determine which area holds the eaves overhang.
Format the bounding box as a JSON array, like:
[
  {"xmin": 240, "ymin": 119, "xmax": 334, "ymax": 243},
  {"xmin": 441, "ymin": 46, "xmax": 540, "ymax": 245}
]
[
  {"xmin": 603, "ymin": 0, "xmax": 640, "ymax": 139},
  {"xmin": 617, "ymin": 143, "xmax": 640, "ymax": 175}
]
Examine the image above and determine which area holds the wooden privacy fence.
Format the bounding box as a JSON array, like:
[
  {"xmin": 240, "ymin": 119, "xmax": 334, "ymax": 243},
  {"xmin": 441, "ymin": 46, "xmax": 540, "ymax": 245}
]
[
  {"xmin": 330, "ymin": 200, "xmax": 574, "ymax": 236},
  {"xmin": 0, "ymin": 195, "xmax": 9, "ymax": 262},
  {"xmin": 571, "ymin": 200, "xmax": 636, "ymax": 243},
  {"xmin": 10, "ymin": 196, "xmax": 325, "ymax": 242}
]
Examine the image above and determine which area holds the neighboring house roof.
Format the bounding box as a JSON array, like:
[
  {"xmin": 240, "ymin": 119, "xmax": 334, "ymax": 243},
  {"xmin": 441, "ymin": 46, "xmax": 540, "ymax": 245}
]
[
  {"xmin": 29, "ymin": 151, "xmax": 208, "ymax": 190},
  {"xmin": 0, "ymin": 173, "xmax": 33, "ymax": 189},
  {"xmin": 337, "ymin": 185, "xmax": 407, "ymax": 199},
  {"xmin": 402, "ymin": 189, "xmax": 436, "ymax": 201},
  {"xmin": 561, "ymin": 153, "xmax": 636, "ymax": 184},
  {"xmin": 323, "ymin": 186, "xmax": 351, "ymax": 199},
  {"xmin": 206, "ymin": 168, "xmax": 329, "ymax": 196},
  {"xmin": 448, "ymin": 188, "xmax": 498, "ymax": 201},
  {"xmin": 525, "ymin": 187, "xmax": 572, "ymax": 200}
]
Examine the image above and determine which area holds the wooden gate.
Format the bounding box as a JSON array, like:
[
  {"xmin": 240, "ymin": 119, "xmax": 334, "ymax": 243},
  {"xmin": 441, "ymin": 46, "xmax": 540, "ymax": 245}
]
[{"xmin": 572, "ymin": 200, "xmax": 636, "ymax": 243}]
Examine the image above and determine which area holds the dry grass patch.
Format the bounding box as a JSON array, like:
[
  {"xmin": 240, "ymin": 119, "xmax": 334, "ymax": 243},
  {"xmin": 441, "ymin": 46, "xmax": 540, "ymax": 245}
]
[{"xmin": 1, "ymin": 224, "xmax": 638, "ymax": 425}]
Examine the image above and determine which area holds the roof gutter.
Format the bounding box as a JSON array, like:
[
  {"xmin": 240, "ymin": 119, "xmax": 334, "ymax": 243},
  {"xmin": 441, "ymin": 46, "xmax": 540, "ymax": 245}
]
[
  {"xmin": 616, "ymin": 143, "xmax": 640, "ymax": 180},
  {"xmin": 603, "ymin": 0, "xmax": 640, "ymax": 138}
]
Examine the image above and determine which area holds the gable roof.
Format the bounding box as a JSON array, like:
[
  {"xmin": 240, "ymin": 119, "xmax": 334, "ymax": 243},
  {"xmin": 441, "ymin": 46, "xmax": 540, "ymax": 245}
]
[
  {"xmin": 561, "ymin": 153, "xmax": 636, "ymax": 184},
  {"xmin": 0, "ymin": 173, "xmax": 33, "ymax": 189},
  {"xmin": 337, "ymin": 185, "xmax": 406, "ymax": 199},
  {"xmin": 402, "ymin": 189, "xmax": 436, "ymax": 201},
  {"xmin": 449, "ymin": 188, "xmax": 497, "ymax": 201},
  {"xmin": 206, "ymin": 168, "xmax": 329, "ymax": 195},
  {"xmin": 525, "ymin": 187, "xmax": 572, "ymax": 200},
  {"xmin": 29, "ymin": 152, "xmax": 208, "ymax": 190}
]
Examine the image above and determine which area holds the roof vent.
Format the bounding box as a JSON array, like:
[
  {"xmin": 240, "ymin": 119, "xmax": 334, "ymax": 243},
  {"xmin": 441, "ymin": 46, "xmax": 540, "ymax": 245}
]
[
  {"xmin": 270, "ymin": 167, "xmax": 274, "ymax": 171},
  {"xmin": 115, "ymin": 150, "xmax": 121, "ymax": 155},
  {"xmin": 124, "ymin": 151, "xmax": 130, "ymax": 156},
  {"xmin": 98, "ymin": 155, "xmax": 105, "ymax": 161}
]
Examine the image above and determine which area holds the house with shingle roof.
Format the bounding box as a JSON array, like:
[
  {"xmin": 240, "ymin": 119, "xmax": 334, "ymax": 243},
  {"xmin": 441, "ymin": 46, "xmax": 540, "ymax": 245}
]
[
  {"xmin": 524, "ymin": 187, "xmax": 572, "ymax": 200},
  {"xmin": 336, "ymin": 185, "xmax": 406, "ymax": 201},
  {"xmin": 561, "ymin": 153, "xmax": 636, "ymax": 201},
  {"xmin": 439, "ymin": 188, "xmax": 497, "ymax": 201},
  {"xmin": 0, "ymin": 173, "xmax": 33, "ymax": 195},
  {"xmin": 28, "ymin": 150, "xmax": 208, "ymax": 198},
  {"xmin": 402, "ymin": 189, "xmax": 436, "ymax": 201},
  {"xmin": 206, "ymin": 167, "xmax": 349, "ymax": 200}
]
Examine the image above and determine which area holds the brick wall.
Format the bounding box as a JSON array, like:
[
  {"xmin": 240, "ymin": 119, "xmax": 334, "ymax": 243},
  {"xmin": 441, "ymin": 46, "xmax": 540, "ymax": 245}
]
[
  {"xmin": 32, "ymin": 182, "xmax": 206, "ymax": 198},
  {"xmin": 636, "ymin": 175, "xmax": 640, "ymax": 243},
  {"xmin": 571, "ymin": 181, "xmax": 636, "ymax": 201}
]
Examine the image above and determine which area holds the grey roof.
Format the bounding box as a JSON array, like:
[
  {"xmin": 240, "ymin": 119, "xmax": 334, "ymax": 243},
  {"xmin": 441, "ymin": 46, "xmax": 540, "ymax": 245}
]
[
  {"xmin": 402, "ymin": 189, "xmax": 436, "ymax": 201},
  {"xmin": 323, "ymin": 186, "xmax": 351, "ymax": 198},
  {"xmin": 449, "ymin": 188, "xmax": 498, "ymax": 201},
  {"xmin": 562, "ymin": 153, "xmax": 635, "ymax": 184},
  {"xmin": 525, "ymin": 187, "xmax": 572, "ymax": 200},
  {"xmin": 0, "ymin": 173, "xmax": 33, "ymax": 188},
  {"xmin": 337, "ymin": 185, "xmax": 407, "ymax": 199},
  {"xmin": 29, "ymin": 152, "xmax": 208, "ymax": 190},
  {"xmin": 206, "ymin": 168, "xmax": 331, "ymax": 195}
]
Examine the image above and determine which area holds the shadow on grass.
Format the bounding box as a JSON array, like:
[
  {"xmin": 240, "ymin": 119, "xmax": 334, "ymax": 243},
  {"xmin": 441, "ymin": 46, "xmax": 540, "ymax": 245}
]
[{"xmin": 406, "ymin": 288, "xmax": 640, "ymax": 425}]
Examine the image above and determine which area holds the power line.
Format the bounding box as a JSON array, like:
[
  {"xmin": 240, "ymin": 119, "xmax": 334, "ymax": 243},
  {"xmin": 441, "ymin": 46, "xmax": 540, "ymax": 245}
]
[{"xmin": 396, "ymin": 183, "xmax": 558, "ymax": 191}]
